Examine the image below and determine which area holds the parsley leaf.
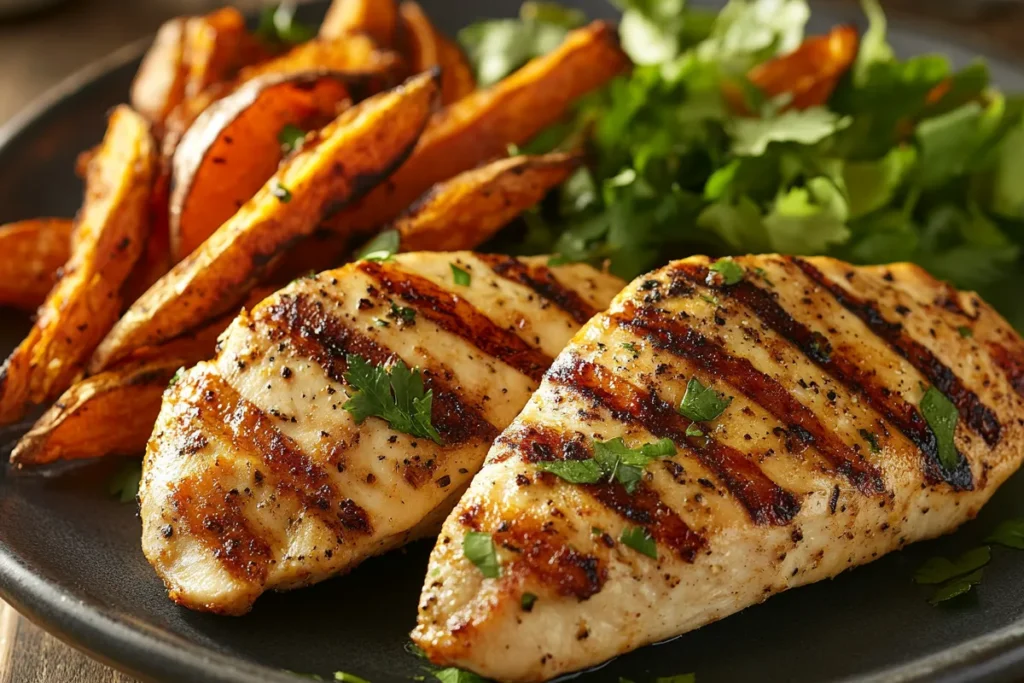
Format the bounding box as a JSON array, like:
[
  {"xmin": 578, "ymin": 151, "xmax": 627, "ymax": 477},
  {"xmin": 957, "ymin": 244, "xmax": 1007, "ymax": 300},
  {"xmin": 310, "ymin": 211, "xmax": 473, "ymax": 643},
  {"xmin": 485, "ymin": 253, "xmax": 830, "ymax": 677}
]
[
  {"xmin": 708, "ymin": 257, "xmax": 744, "ymax": 285},
  {"xmin": 389, "ymin": 302, "xmax": 416, "ymax": 323},
  {"xmin": 536, "ymin": 437, "xmax": 676, "ymax": 494},
  {"xmin": 919, "ymin": 385, "xmax": 959, "ymax": 472},
  {"xmin": 451, "ymin": 263, "xmax": 471, "ymax": 286},
  {"xmin": 271, "ymin": 182, "xmax": 292, "ymax": 203},
  {"xmin": 521, "ymin": 592, "xmax": 537, "ymax": 611},
  {"xmin": 986, "ymin": 519, "xmax": 1024, "ymax": 549},
  {"xmin": 957, "ymin": 325, "xmax": 973, "ymax": 338},
  {"xmin": 914, "ymin": 546, "xmax": 990, "ymax": 585},
  {"xmin": 536, "ymin": 458, "xmax": 604, "ymax": 484},
  {"xmin": 929, "ymin": 569, "xmax": 984, "ymax": 605},
  {"xmin": 678, "ymin": 377, "xmax": 732, "ymax": 422},
  {"xmin": 463, "ymin": 532, "xmax": 501, "ymax": 579},
  {"xmin": 620, "ymin": 525, "xmax": 657, "ymax": 559},
  {"xmin": 109, "ymin": 461, "xmax": 142, "ymax": 503},
  {"xmin": 621, "ymin": 341, "xmax": 640, "ymax": 357},
  {"xmin": 685, "ymin": 424, "xmax": 704, "ymax": 437},
  {"xmin": 278, "ymin": 123, "xmax": 306, "ymax": 154},
  {"xmin": 256, "ymin": 3, "xmax": 315, "ymax": 46},
  {"xmin": 167, "ymin": 367, "xmax": 183, "ymax": 388},
  {"xmin": 858, "ymin": 428, "xmax": 880, "ymax": 453},
  {"xmin": 356, "ymin": 229, "xmax": 400, "ymax": 262},
  {"xmin": 433, "ymin": 668, "xmax": 489, "ymax": 683},
  {"xmin": 342, "ymin": 355, "xmax": 441, "ymax": 444},
  {"xmin": 333, "ymin": 673, "xmax": 371, "ymax": 683}
]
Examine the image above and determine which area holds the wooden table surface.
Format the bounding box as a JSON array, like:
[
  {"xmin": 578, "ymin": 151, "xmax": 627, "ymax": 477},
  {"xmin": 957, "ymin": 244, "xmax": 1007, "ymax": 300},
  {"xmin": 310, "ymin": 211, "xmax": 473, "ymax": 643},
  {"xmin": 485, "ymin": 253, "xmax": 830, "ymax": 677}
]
[{"xmin": 2, "ymin": 0, "xmax": 1024, "ymax": 681}]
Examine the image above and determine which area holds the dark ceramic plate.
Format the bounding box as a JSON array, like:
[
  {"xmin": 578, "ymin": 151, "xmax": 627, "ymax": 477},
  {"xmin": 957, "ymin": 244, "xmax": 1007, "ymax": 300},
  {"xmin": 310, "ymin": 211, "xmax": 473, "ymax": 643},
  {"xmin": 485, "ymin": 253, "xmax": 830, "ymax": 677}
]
[{"xmin": 4, "ymin": 2, "xmax": 1024, "ymax": 682}]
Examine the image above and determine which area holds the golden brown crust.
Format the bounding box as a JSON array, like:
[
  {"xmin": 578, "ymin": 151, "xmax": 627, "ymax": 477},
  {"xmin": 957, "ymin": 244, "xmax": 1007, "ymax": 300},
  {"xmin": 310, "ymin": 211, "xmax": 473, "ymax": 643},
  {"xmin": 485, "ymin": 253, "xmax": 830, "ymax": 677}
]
[{"xmin": 0, "ymin": 218, "xmax": 73, "ymax": 311}]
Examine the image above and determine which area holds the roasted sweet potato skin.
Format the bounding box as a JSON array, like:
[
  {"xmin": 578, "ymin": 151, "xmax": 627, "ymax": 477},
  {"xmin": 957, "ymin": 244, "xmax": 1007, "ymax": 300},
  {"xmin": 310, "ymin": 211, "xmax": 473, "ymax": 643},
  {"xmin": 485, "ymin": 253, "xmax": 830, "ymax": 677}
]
[
  {"xmin": 163, "ymin": 35, "xmax": 400, "ymax": 150},
  {"xmin": 320, "ymin": 0, "xmax": 399, "ymax": 47},
  {"xmin": 170, "ymin": 71, "xmax": 355, "ymax": 261},
  {"xmin": 0, "ymin": 218, "xmax": 73, "ymax": 311},
  {"xmin": 0, "ymin": 106, "xmax": 156, "ymax": 425},
  {"xmin": 396, "ymin": 152, "xmax": 581, "ymax": 252},
  {"xmin": 328, "ymin": 21, "xmax": 629, "ymax": 237},
  {"xmin": 747, "ymin": 25, "xmax": 859, "ymax": 111},
  {"xmin": 9, "ymin": 286, "xmax": 273, "ymax": 466},
  {"xmin": 89, "ymin": 71, "xmax": 440, "ymax": 373},
  {"xmin": 131, "ymin": 18, "xmax": 189, "ymax": 130},
  {"xmin": 399, "ymin": 1, "xmax": 476, "ymax": 105}
]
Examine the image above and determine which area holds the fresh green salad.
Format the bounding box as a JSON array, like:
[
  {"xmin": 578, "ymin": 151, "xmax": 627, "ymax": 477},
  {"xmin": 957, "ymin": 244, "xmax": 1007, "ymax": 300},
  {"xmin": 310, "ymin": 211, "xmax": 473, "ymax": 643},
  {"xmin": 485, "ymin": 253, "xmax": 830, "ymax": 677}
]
[{"xmin": 461, "ymin": 0, "xmax": 1024, "ymax": 330}]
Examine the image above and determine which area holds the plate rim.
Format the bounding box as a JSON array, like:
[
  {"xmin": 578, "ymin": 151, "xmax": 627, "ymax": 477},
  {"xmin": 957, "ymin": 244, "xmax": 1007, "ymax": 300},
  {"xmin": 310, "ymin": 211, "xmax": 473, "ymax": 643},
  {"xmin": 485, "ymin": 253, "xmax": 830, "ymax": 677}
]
[{"xmin": 3, "ymin": 5, "xmax": 1024, "ymax": 683}]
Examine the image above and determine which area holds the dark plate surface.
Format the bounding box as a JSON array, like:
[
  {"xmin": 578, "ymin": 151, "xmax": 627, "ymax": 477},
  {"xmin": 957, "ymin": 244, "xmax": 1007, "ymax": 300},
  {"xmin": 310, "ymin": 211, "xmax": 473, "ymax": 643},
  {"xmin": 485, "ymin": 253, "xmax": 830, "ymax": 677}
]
[{"xmin": 4, "ymin": 2, "xmax": 1024, "ymax": 682}]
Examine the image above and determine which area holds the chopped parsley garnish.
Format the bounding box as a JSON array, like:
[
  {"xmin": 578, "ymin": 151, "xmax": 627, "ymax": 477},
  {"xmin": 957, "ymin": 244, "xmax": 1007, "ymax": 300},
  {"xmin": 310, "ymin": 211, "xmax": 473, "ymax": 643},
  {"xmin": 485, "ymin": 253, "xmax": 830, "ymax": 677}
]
[
  {"xmin": 342, "ymin": 354, "xmax": 441, "ymax": 444},
  {"xmin": 858, "ymin": 428, "xmax": 880, "ymax": 453},
  {"xmin": 433, "ymin": 668, "xmax": 489, "ymax": 683},
  {"xmin": 536, "ymin": 437, "xmax": 676, "ymax": 494},
  {"xmin": 986, "ymin": 519, "xmax": 1024, "ymax": 549},
  {"xmin": 521, "ymin": 592, "xmax": 537, "ymax": 611},
  {"xmin": 620, "ymin": 525, "xmax": 657, "ymax": 559},
  {"xmin": 708, "ymin": 257, "xmax": 744, "ymax": 285},
  {"xmin": 957, "ymin": 325, "xmax": 973, "ymax": 338},
  {"xmin": 271, "ymin": 181, "xmax": 292, "ymax": 203},
  {"xmin": 333, "ymin": 673, "xmax": 371, "ymax": 683},
  {"xmin": 256, "ymin": 3, "xmax": 316, "ymax": 46},
  {"xmin": 278, "ymin": 123, "xmax": 306, "ymax": 154},
  {"xmin": 677, "ymin": 377, "xmax": 732, "ymax": 423},
  {"xmin": 167, "ymin": 367, "xmax": 183, "ymax": 388},
  {"xmin": 754, "ymin": 267, "xmax": 773, "ymax": 286},
  {"xmin": 451, "ymin": 263, "xmax": 471, "ymax": 286},
  {"xmin": 919, "ymin": 385, "xmax": 959, "ymax": 472},
  {"xmin": 685, "ymin": 424, "xmax": 704, "ymax": 438},
  {"xmin": 356, "ymin": 229, "xmax": 400, "ymax": 262},
  {"xmin": 389, "ymin": 302, "xmax": 416, "ymax": 323},
  {"xmin": 621, "ymin": 341, "xmax": 640, "ymax": 358},
  {"xmin": 699, "ymin": 294, "xmax": 720, "ymax": 306},
  {"xmin": 463, "ymin": 531, "xmax": 501, "ymax": 578},
  {"xmin": 109, "ymin": 461, "xmax": 142, "ymax": 503},
  {"xmin": 915, "ymin": 546, "xmax": 990, "ymax": 605},
  {"xmin": 374, "ymin": 318, "xmax": 390, "ymax": 327}
]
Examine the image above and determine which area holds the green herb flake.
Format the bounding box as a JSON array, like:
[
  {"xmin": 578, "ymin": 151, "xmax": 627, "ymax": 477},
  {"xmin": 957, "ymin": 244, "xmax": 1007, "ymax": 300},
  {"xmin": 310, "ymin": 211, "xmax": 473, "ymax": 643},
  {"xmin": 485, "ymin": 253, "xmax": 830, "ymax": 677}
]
[
  {"xmin": 537, "ymin": 437, "xmax": 676, "ymax": 494},
  {"xmin": 109, "ymin": 461, "xmax": 142, "ymax": 503},
  {"xmin": 167, "ymin": 367, "xmax": 184, "ymax": 388},
  {"xmin": 451, "ymin": 263, "xmax": 471, "ymax": 286},
  {"xmin": 957, "ymin": 325, "xmax": 973, "ymax": 338},
  {"xmin": 521, "ymin": 592, "xmax": 537, "ymax": 611},
  {"xmin": 256, "ymin": 3, "xmax": 316, "ymax": 46},
  {"xmin": 858, "ymin": 428, "xmax": 880, "ymax": 453},
  {"xmin": 619, "ymin": 525, "xmax": 657, "ymax": 559},
  {"xmin": 699, "ymin": 294, "xmax": 720, "ymax": 307},
  {"xmin": 709, "ymin": 257, "xmax": 744, "ymax": 286},
  {"xmin": 463, "ymin": 531, "xmax": 501, "ymax": 579},
  {"xmin": 986, "ymin": 519, "xmax": 1024, "ymax": 549},
  {"xmin": 536, "ymin": 458, "xmax": 604, "ymax": 484},
  {"xmin": 678, "ymin": 377, "xmax": 732, "ymax": 423},
  {"xmin": 685, "ymin": 424, "xmax": 704, "ymax": 438},
  {"xmin": 929, "ymin": 568, "xmax": 984, "ymax": 605},
  {"xmin": 389, "ymin": 302, "xmax": 416, "ymax": 323},
  {"xmin": 914, "ymin": 546, "xmax": 990, "ymax": 585},
  {"xmin": 374, "ymin": 318, "xmax": 390, "ymax": 327},
  {"xmin": 433, "ymin": 668, "xmax": 489, "ymax": 683},
  {"xmin": 278, "ymin": 123, "xmax": 306, "ymax": 154},
  {"xmin": 621, "ymin": 341, "xmax": 640, "ymax": 358},
  {"xmin": 271, "ymin": 182, "xmax": 292, "ymax": 203},
  {"xmin": 920, "ymin": 386, "xmax": 960, "ymax": 472},
  {"xmin": 342, "ymin": 354, "xmax": 441, "ymax": 444},
  {"xmin": 356, "ymin": 229, "xmax": 400, "ymax": 262},
  {"xmin": 333, "ymin": 673, "xmax": 371, "ymax": 683},
  {"xmin": 405, "ymin": 642, "xmax": 428, "ymax": 659},
  {"xmin": 754, "ymin": 267, "xmax": 774, "ymax": 287}
]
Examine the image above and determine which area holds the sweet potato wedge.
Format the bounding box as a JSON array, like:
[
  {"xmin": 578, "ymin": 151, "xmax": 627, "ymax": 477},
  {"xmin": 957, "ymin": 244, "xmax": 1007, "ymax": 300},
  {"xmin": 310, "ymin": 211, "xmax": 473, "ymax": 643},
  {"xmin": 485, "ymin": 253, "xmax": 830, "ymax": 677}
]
[
  {"xmin": 399, "ymin": 1, "xmax": 476, "ymax": 104},
  {"xmin": 182, "ymin": 7, "xmax": 265, "ymax": 101},
  {"xmin": 89, "ymin": 71, "xmax": 440, "ymax": 373},
  {"xmin": 0, "ymin": 218, "xmax": 73, "ymax": 311},
  {"xmin": 170, "ymin": 71, "xmax": 357, "ymax": 261},
  {"xmin": 10, "ymin": 286, "xmax": 274, "ymax": 467},
  {"xmin": 747, "ymin": 25, "xmax": 859, "ymax": 111},
  {"xmin": 131, "ymin": 18, "xmax": 189, "ymax": 130},
  {"xmin": 395, "ymin": 152, "xmax": 581, "ymax": 251},
  {"xmin": 0, "ymin": 107, "xmax": 156, "ymax": 425},
  {"xmin": 163, "ymin": 34, "xmax": 400, "ymax": 149},
  {"xmin": 326, "ymin": 21, "xmax": 629, "ymax": 237},
  {"xmin": 320, "ymin": 0, "xmax": 399, "ymax": 47}
]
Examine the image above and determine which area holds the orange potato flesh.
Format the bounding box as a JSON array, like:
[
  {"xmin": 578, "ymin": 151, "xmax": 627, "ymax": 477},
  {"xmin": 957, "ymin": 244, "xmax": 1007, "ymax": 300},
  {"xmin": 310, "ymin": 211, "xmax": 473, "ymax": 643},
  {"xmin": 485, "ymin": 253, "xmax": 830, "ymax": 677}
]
[
  {"xmin": 170, "ymin": 72, "xmax": 354, "ymax": 261},
  {"xmin": 320, "ymin": 0, "xmax": 399, "ymax": 48},
  {"xmin": 747, "ymin": 25, "xmax": 859, "ymax": 110},
  {"xmin": 0, "ymin": 218, "xmax": 73, "ymax": 311},
  {"xmin": 325, "ymin": 21, "xmax": 629, "ymax": 238},
  {"xmin": 395, "ymin": 152, "xmax": 582, "ymax": 252},
  {"xmin": 399, "ymin": 1, "xmax": 476, "ymax": 105},
  {"xmin": 89, "ymin": 71, "xmax": 440, "ymax": 373}
]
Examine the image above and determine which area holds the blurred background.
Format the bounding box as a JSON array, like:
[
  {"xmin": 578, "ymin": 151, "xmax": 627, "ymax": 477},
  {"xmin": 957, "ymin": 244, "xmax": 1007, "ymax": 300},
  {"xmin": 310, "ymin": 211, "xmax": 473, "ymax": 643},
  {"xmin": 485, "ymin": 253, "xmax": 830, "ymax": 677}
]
[{"xmin": 1, "ymin": 0, "xmax": 1024, "ymax": 126}]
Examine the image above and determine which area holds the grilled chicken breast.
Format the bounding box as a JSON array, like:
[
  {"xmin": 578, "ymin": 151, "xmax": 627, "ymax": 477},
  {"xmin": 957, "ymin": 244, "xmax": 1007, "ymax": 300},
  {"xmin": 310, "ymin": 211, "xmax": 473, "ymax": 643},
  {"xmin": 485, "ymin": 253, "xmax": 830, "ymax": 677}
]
[
  {"xmin": 140, "ymin": 252, "xmax": 622, "ymax": 615},
  {"xmin": 413, "ymin": 254, "xmax": 1024, "ymax": 682}
]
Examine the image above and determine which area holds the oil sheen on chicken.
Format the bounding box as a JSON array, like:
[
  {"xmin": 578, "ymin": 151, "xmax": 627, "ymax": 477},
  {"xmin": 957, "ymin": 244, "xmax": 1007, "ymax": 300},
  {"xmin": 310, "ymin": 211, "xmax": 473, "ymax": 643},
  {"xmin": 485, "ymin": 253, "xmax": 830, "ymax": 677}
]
[
  {"xmin": 413, "ymin": 255, "xmax": 1024, "ymax": 682},
  {"xmin": 140, "ymin": 252, "xmax": 623, "ymax": 615}
]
